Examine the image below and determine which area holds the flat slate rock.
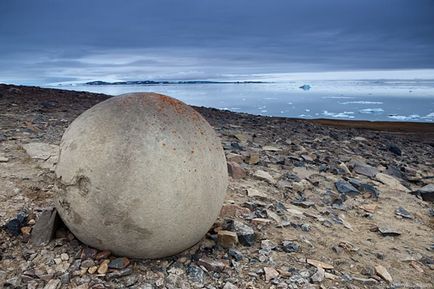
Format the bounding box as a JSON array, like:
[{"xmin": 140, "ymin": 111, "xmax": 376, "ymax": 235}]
[
  {"xmin": 335, "ymin": 180, "xmax": 360, "ymax": 196},
  {"xmin": 31, "ymin": 208, "xmax": 59, "ymax": 246}
]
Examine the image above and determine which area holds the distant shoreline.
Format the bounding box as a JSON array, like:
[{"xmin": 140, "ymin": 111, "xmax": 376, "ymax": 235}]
[{"xmin": 2, "ymin": 83, "xmax": 434, "ymax": 135}]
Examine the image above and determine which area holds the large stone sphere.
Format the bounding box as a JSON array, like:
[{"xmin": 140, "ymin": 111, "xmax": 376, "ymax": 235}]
[{"xmin": 55, "ymin": 93, "xmax": 228, "ymax": 258}]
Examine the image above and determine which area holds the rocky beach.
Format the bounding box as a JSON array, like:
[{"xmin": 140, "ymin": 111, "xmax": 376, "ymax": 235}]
[{"xmin": 0, "ymin": 83, "xmax": 433, "ymax": 289}]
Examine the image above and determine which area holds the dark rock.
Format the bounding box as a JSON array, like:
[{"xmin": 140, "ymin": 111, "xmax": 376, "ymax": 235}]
[
  {"xmin": 0, "ymin": 132, "xmax": 7, "ymax": 142},
  {"xmin": 411, "ymin": 184, "xmax": 434, "ymax": 202},
  {"xmin": 378, "ymin": 227, "xmax": 401, "ymax": 237},
  {"xmin": 197, "ymin": 257, "xmax": 227, "ymax": 272},
  {"xmin": 108, "ymin": 257, "xmax": 130, "ymax": 269},
  {"xmin": 395, "ymin": 207, "xmax": 413, "ymax": 219},
  {"xmin": 4, "ymin": 211, "xmax": 28, "ymax": 236},
  {"xmin": 80, "ymin": 247, "xmax": 98, "ymax": 260},
  {"xmin": 335, "ymin": 180, "xmax": 360, "ymax": 196},
  {"xmin": 387, "ymin": 144, "xmax": 402, "ymax": 156},
  {"xmin": 30, "ymin": 208, "xmax": 59, "ymax": 246},
  {"xmin": 223, "ymin": 219, "xmax": 256, "ymax": 246},
  {"xmin": 291, "ymin": 200, "xmax": 315, "ymax": 208},
  {"xmin": 106, "ymin": 268, "xmax": 132, "ymax": 280},
  {"xmin": 228, "ymin": 248, "xmax": 243, "ymax": 261},
  {"xmin": 353, "ymin": 163, "xmax": 378, "ymax": 178},
  {"xmin": 359, "ymin": 183, "xmax": 380, "ymax": 199},
  {"xmin": 187, "ymin": 264, "xmax": 205, "ymax": 284},
  {"xmin": 281, "ymin": 241, "xmax": 300, "ymax": 253}
]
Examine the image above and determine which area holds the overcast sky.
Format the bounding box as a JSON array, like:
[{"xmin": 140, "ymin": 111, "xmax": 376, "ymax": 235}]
[{"xmin": 1, "ymin": 0, "xmax": 434, "ymax": 84}]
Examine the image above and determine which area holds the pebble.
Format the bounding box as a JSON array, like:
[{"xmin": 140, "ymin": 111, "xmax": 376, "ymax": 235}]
[
  {"xmin": 187, "ymin": 264, "xmax": 205, "ymax": 284},
  {"xmin": 253, "ymin": 170, "xmax": 275, "ymax": 183},
  {"xmin": 306, "ymin": 259, "xmax": 334, "ymax": 269},
  {"xmin": 310, "ymin": 267, "xmax": 325, "ymax": 283},
  {"xmin": 197, "ymin": 257, "xmax": 227, "ymax": 272},
  {"xmin": 224, "ymin": 219, "xmax": 256, "ymax": 246},
  {"xmin": 97, "ymin": 260, "xmax": 109, "ymax": 274},
  {"xmin": 108, "ymin": 257, "xmax": 130, "ymax": 269},
  {"xmin": 217, "ymin": 230, "xmax": 239, "ymax": 248},
  {"xmin": 227, "ymin": 161, "xmax": 246, "ymax": 179},
  {"xmin": 95, "ymin": 250, "xmax": 111, "ymax": 260},
  {"xmin": 106, "ymin": 268, "xmax": 132, "ymax": 280},
  {"xmin": 395, "ymin": 207, "xmax": 413, "ymax": 219},
  {"xmin": 263, "ymin": 267, "xmax": 279, "ymax": 282},
  {"xmin": 378, "ymin": 227, "xmax": 401, "ymax": 237},
  {"xmin": 375, "ymin": 264, "xmax": 393, "ymax": 283},
  {"xmin": 43, "ymin": 279, "xmax": 61, "ymax": 289},
  {"xmin": 4, "ymin": 211, "xmax": 28, "ymax": 236},
  {"xmin": 223, "ymin": 281, "xmax": 238, "ymax": 289},
  {"xmin": 335, "ymin": 180, "xmax": 359, "ymax": 196},
  {"xmin": 282, "ymin": 241, "xmax": 300, "ymax": 253}
]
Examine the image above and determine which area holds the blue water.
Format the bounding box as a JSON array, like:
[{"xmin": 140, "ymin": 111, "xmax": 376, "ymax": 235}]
[{"xmin": 48, "ymin": 80, "xmax": 434, "ymax": 122}]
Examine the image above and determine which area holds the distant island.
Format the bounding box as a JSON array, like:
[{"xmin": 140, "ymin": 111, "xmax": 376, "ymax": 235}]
[{"xmin": 84, "ymin": 80, "xmax": 267, "ymax": 85}]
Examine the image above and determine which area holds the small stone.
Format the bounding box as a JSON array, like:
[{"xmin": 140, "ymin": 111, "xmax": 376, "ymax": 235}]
[
  {"xmin": 375, "ymin": 264, "xmax": 392, "ymax": 283},
  {"xmin": 81, "ymin": 259, "xmax": 96, "ymax": 269},
  {"xmin": 359, "ymin": 203, "xmax": 378, "ymax": 213},
  {"xmin": 0, "ymin": 155, "xmax": 9, "ymax": 162},
  {"xmin": 227, "ymin": 161, "xmax": 246, "ymax": 179},
  {"xmin": 228, "ymin": 248, "xmax": 243, "ymax": 261},
  {"xmin": 88, "ymin": 266, "xmax": 98, "ymax": 274},
  {"xmin": 263, "ymin": 145, "xmax": 281, "ymax": 152},
  {"xmin": 261, "ymin": 240, "xmax": 277, "ymax": 251},
  {"xmin": 376, "ymin": 173, "xmax": 409, "ymax": 192},
  {"xmin": 187, "ymin": 264, "xmax": 205, "ymax": 284},
  {"xmin": 59, "ymin": 272, "xmax": 70, "ymax": 284},
  {"xmin": 108, "ymin": 257, "xmax": 130, "ymax": 269},
  {"xmin": 247, "ymin": 152, "xmax": 260, "ymax": 164},
  {"xmin": 338, "ymin": 163, "xmax": 351, "ymax": 174},
  {"xmin": 97, "ymin": 260, "xmax": 109, "ymax": 274},
  {"xmin": 387, "ymin": 144, "xmax": 402, "ymax": 156},
  {"xmin": 223, "ymin": 219, "xmax": 256, "ymax": 246},
  {"xmin": 81, "ymin": 247, "xmax": 98, "ymax": 259},
  {"xmin": 263, "ymin": 267, "xmax": 279, "ymax": 282},
  {"xmin": 311, "ymin": 267, "xmax": 325, "ymax": 283},
  {"xmin": 217, "ymin": 230, "xmax": 239, "ymax": 248},
  {"xmin": 412, "ymin": 184, "xmax": 434, "ymax": 202},
  {"xmin": 95, "ymin": 250, "xmax": 111, "ymax": 260},
  {"xmin": 378, "ymin": 227, "xmax": 401, "ymax": 237},
  {"xmin": 226, "ymin": 153, "xmax": 244, "ymax": 163},
  {"xmin": 4, "ymin": 211, "xmax": 28, "ymax": 236},
  {"xmin": 197, "ymin": 257, "xmax": 228, "ymax": 272},
  {"xmin": 31, "ymin": 208, "xmax": 58, "ymax": 246},
  {"xmin": 353, "ymin": 163, "xmax": 378, "ymax": 178},
  {"xmin": 291, "ymin": 200, "xmax": 315, "ymax": 208},
  {"xmin": 395, "ymin": 207, "xmax": 413, "ymax": 219},
  {"xmin": 106, "ymin": 268, "xmax": 132, "ymax": 280},
  {"xmin": 335, "ymin": 180, "xmax": 359, "ymax": 196},
  {"xmin": 282, "ymin": 241, "xmax": 300, "ymax": 253},
  {"xmin": 220, "ymin": 204, "xmax": 250, "ymax": 218},
  {"xmin": 253, "ymin": 170, "xmax": 275, "ymax": 184},
  {"xmin": 306, "ymin": 259, "xmax": 334, "ymax": 269},
  {"xmin": 247, "ymin": 188, "xmax": 268, "ymax": 198},
  {"xmin": 21, "ymin": 226, "xmax": 32, "ymax": 235},
  {"xmin": 223, "ymin": 281, "xmax": 238, "ymax": 289},
  {"xmin": 60, "ymin": 253, "xmax": 69, "ymax": 261},
  {"xmin": 43, "ymin": 279, "xmax": 61, "ymax": 289}
]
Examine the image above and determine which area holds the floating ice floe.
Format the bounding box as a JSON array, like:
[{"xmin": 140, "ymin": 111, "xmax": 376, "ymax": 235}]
[
  {"xmin": 388, "ymin": 112, "xmax": 434, "ymax": 121},
  {"xmin": 322, "ymin": 96, "xmax": 353, "ymax": 99},
  {"xmin": 388, "ymin": 114, "xmax": 421, "ymax": 121},
  {"xmin": 299, "ymin": 84, "xmax": 311, "ymax": 91},
  {"xmin": 322, "ymin": 111, "xmax": 355, "ymax": 119},
  {"xmin": 340, "ymin": 101, "xmax": 383, "ymax": 105},
  {"xmin": 359, "ymin": 108, "xmax": 384, "ymax": 114}
]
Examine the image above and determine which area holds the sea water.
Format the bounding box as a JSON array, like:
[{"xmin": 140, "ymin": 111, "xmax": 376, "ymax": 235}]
[{"xmin": 49, "ymin": 80, "xmax": 434, "ymax": 122}]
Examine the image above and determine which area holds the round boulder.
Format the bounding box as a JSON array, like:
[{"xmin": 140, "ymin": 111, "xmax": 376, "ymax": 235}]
[{"xmin": 55, "ymin": 93, "xmax": 228, "ymax": 258}]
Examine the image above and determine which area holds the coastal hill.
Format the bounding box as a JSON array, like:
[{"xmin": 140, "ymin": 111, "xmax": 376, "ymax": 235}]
[{"xmin": 0, "ymin": 84, "xmax": 433, "ymax": 288}]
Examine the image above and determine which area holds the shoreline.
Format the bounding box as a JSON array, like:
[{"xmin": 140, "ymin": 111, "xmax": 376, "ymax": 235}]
[{"xmin": 2, "ymin": 83, "xmax": 434, "ymax": 135}]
